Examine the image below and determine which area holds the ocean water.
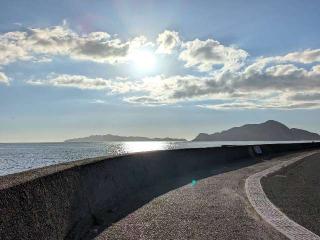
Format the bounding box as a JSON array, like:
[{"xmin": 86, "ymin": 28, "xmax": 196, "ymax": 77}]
[{"xmin": 0, "ymin": 141, "xmax": 313, "ymax": 176}]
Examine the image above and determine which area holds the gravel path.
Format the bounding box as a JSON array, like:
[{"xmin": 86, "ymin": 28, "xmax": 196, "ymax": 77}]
[
  {"xmin": 262, "ymin": 152, "xmax": 320, "ymax": 237},
  {"xmin": 94, "ymin": 152, "xmax": 313, "ymax": 240}
]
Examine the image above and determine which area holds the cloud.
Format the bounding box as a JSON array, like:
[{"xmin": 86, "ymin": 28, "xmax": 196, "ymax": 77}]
[
  {"xmin": 3, "ymin": 24, "xmax": 320, "ymax": 110},
  {"xmin": 199, "ymin": 101, "xmax": 320, "ymax": 110},
  {"xmin": 0, "ymin": 32, "xmax": 31, "ymax": 65},
  {"xmin": 198, "ymin": 102, "xmax": 259, "ymax": 110},
  {"xmin": 123, "ymin": 74, "xmax": 217, "ymax": 105},
  {"xmin": 27, "ymin": 74, "xmax": 111, "ymax": 90},
  {"xmin": 0, "ymin": 72, "xmax": 9, "ymax": 84},
  {"xmin": 24, "ymin": 61, "xmax": 320, "ymax": 110},
  {"xmin": 288, "ymin": 92, "xmax": 320, "ymax": 101},
  {"xmin": 156, "ymin": 30, "xmax": 180, "ymax": 54},
  {"xmin": 247, "ymin": 49, "xmax": 320, "ymax": 69},
  {"xmin": 179, "ymin": 39, "xmax": 248, "ymax": 72},
  {"xmin": 281, "ymin": 49, "xmax": 320, "ymax": 64},
  {"xmin": 91, "ymin": 99, "xmax": 106, "ymax": 104},
  {"xmin": 0, "ymin": 24, "xmax": 150, "ymax": 66},
  {"xmin": 237, "ymin": 64, "xmax": 320, "ymax": 92},
  {"xmin": 26, "ymin": 74, "xmax": 137, "ymax": 93},
  {"xmin": 72, "ymin": 35, "xmax": 149, "ymax": 64},
  {"xmin": 120, "ymin": 61, "xmax": 320, "ymax": 109},
  {"xmin": 26, "ymin": 25, "xmax": 77, "ymax": 55},
  {"xmin": 124, "ymin": 96, "xmax": 168, "ymax": 106},
  {"xmin": 1, "ymin": 25, "xmax": 320, "ymax": 71},
  {"xmin": 63, "ymin": 60, "xmax": 319, "ymax": 110}
]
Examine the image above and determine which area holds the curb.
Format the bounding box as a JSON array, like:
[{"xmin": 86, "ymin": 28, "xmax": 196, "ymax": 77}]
[{"xmin": 245, "ymin": 151, "xmax": 320, "ymax": 240}]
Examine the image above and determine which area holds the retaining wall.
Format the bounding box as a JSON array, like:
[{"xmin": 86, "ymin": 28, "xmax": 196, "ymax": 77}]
[{"xmin": 1, "ymin": 142, "xmax": 320, "ymax": 240}]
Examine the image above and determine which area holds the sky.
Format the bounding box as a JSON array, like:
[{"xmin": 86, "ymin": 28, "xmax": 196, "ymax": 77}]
[{"xmin": 1, "ymin": 0, "xmax": 320, "ymax": 142}]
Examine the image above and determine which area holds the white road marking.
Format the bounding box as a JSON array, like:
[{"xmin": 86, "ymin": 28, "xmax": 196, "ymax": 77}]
[{"xmin": 245, "ymin": 151, "xmax": 320, "ymax": 240}]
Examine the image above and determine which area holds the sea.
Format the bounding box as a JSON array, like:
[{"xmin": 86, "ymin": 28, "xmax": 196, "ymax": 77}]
[{"xmin": 0, "ymin": 141, "xmax": 314, "ymax": 176}]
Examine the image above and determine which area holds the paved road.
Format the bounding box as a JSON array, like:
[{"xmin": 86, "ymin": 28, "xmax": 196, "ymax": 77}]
[
  {"xmin": 262, "ymin": 152, "xmax": 320, "ymax": 237},
  {"xmin": 95, "ymin": 152, "xmax": 310, "ymax": 240}
]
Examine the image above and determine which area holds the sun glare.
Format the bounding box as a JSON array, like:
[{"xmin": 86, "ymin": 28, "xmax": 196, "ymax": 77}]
[
  {"xmin": 131, "ymin": 50, "xmax": 156, "ymax": 72},
  {"xmin": 124, "ymin": 141, "xmax": 166, "ymax": 153}
]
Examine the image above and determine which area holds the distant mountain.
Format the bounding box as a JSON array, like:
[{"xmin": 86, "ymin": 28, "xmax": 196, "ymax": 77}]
[
  {"xmin": 65, "ymin": 134, "xmax": 186, "ymax": 142},
  {"xmin": 193, "ymin": 120, "xmax": 320, "ymax": 141}
]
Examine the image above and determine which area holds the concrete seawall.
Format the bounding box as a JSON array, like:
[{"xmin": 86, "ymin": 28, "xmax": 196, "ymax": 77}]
[{"xmin": 1, "ymin": 142, "xmax": 320, "ymax": 240}]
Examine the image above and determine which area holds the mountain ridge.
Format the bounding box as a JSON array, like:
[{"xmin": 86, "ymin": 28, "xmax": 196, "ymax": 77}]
[
  {"xmin": 65, "ymin": 120, "xmax": 320, "ymax": 142},
  {"xmin": 65, "ymin": 134, "xmax": 186, "ymax": 142},
  {"xmin": 193, "ymin": 120, "xmax": 320, "ymax": 141}
]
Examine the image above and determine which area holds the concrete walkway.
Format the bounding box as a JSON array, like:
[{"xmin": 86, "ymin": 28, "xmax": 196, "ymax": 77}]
[
  {"xmin": 246, "ymin": 151, "xmax": 320, "ymax": 240},
  {"xmin": 262, "ymin": 152, "xmax": 320, "ymax": 238},
  {"xmin": 95, "ymin": 152, "xmax": 315, "ymax": 240}
]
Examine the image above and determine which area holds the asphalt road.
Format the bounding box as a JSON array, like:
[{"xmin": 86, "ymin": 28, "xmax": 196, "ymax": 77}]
[
  {"xmin": 262, "ymin": 152, "xmax": 320, "ymax": 237},
  {"xmin": 93, "ymin": 152, "xmax": 317, "ymax": 240}
]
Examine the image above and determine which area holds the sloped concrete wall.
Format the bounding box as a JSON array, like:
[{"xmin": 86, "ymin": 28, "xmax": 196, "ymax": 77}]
[{"xmin": 1, "ymin": 143, "xmax": 320, "ymax": 240}]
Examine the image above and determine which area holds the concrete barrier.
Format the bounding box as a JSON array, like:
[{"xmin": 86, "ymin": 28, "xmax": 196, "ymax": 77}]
[{"xmin": 1, "ymin": 142, "xmax": 320, "ymax": 240}]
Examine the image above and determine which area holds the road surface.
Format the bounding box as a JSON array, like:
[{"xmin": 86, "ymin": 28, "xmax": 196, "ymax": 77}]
[
  {"xmin": 262, "ymin": 152, "xmax": 320, "ymax": 236},
  {"xmin": 93, "ymin": 151, "xmax": 319, "ymax": 239}
]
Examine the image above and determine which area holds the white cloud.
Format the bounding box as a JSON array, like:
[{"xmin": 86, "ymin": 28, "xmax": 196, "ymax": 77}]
[
  {"xmin": 288, "ymin": 92, "xmax": 320, "ymax": 101},
  {"xmin": 0, "ymin": 24, "xmax": 150, "ymax": 66},
  {"xmin": 53, "ymin": 60, "xmax": 319, "ymax": 109},
  {"xmin": 26, "ymin": 25, "xmax": 78, "ymax": 55},
  {"xmin": 124, "ymin": 74, "xmax": 216, "ymax": 105},
  {"xmin": 0, "ymin": 72, "xmax": 9, "ymax": 84},
  {"xmin": 26, "ymin": 74, "xmax": 137, "ymax": 93},
  {"xmin": 238, "ymin": 63, "xmax": 320, "ymax": 92},
  {"xmin": 198, "ymin": 102, "xmax": 259, "ymax": 110},
  {"xmin": 3, "ymin": 24, "xmax": 320, "ymax": 110},
  {"xmin": 120, "ymin": 61, "xmax": 320, "ymax": 109},
  {"xmin": 179, "ymin": 38, "xmax": 248, "ymax": 72},
  {"xmin": 23, "ymin": 59, "xmax": 320, "ymax": 110},
  {"xmin": 246, "ymin": 49, "xmax": 320, "ymax": 69},
  {"xmin": 281, "ymin": 49, "xmax": 320, "ymax": 64},
  {"xmin": 27, "ymin": 74, "xmax": 111, "ymax": 90},
  {"xmin": 199, "ymin": 101, "xmax": 320, "ymax": 110},
  {"xmin": 91, "ymin": 99, "xmax": 106, "ymax": 104},
  {"xmin": 156, "ymin": 30, "xmax": 180, "ymax": 54},
  {"xmin": 1, "ymin": 25, "xmax": 320, "ymax": 71},
  {"xmin": 0, "ymin": 32, "xmax": 31, "ymax": 65}
]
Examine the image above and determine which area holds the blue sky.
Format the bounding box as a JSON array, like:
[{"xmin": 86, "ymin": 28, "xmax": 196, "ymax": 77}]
[{"xmin": 1, "ymin": 0, "xmax": 320, "ymax": 142}]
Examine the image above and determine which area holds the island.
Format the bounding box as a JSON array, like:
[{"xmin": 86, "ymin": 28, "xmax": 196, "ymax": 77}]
[
  {"xmin": 193, "ymin": 120, "xmax": 320, "ymax": 141},
  {"xmin": 65, "ymin": 134, "xmax": 186, "ymax": 142}
]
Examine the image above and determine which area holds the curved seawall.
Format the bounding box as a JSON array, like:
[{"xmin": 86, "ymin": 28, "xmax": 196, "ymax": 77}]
[{"xmin": 1, "ymin": 142, "xmax": 320, "ymax": 240}]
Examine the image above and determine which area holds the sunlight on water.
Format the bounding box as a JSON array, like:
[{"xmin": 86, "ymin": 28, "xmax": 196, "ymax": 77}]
[{"xmin": 123, "ymin": 141, "xmax": 167, "ymax": 153}]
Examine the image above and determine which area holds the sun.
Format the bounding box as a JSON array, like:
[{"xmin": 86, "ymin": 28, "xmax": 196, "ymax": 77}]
[{"xmin": 131, "ymin": 50, "xmax": 156, "ymax": 72}]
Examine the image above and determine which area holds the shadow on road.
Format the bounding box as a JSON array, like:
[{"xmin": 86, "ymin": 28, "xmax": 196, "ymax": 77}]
[{"xmin": 83, "ymin": 158, "xmax": 259, "ymax": 239}]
